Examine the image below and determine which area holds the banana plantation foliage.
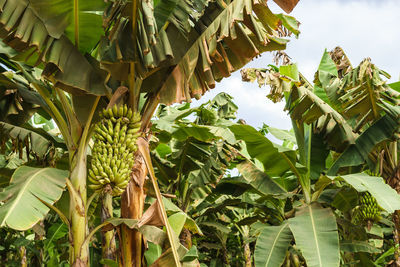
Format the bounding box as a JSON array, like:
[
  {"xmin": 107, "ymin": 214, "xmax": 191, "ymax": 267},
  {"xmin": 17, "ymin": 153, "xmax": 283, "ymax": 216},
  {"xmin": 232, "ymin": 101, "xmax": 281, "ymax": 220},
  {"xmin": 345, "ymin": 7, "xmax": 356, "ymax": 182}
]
[{"xmin": 1, "ymin": 0, "xmax": 400, "ymax": 266}]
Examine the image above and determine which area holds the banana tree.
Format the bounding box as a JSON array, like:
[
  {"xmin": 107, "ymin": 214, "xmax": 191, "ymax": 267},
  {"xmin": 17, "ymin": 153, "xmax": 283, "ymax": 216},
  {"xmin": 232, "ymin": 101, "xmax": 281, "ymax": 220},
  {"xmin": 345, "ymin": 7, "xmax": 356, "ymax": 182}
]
[
  {"xmin": 238, "ymin": 49, "xmax": 400, "ymax": 266},
  {"xmin": 224, "ymin": 113, "xmax": 400, "ymax": 266},
  {"xmin": 0, "ymin": 0, "xmax": 300, "ymax": 265}
]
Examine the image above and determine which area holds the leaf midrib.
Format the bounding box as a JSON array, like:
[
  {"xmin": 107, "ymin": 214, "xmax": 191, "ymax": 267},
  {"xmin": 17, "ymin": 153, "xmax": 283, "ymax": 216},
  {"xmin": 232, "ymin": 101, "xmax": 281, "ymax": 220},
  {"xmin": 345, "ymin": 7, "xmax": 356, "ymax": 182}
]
[
  {"xmin": 1, "ymin": 168, "xmax": 48, "ymax": 226},
  {"xmin": 309, "ymin": 205, "xmax": 323, "ymax": 266}
]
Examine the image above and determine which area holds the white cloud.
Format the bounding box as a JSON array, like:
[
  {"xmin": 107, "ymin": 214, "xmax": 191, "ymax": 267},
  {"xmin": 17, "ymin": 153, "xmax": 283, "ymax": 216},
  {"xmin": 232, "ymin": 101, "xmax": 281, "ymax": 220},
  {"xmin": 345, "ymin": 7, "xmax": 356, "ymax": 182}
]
[
  {"xmin": 282, "ymin": 0, "xmax": 400, "ymax": 81},
  {"xmin": 194, "ymin": 0, "xmax": 400, "ymax": 130}
]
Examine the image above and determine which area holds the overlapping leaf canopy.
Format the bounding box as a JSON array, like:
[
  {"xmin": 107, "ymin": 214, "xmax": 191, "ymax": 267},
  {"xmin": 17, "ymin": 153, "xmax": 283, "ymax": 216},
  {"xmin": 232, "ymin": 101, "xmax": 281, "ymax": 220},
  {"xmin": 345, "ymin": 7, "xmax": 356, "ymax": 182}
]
[
  {"xmin": 151, "ymin": 93, "xmax": 239, "ymax": 199},
  {"xmin": 0, "ymin": 0, "xmax": 299, "ymax": 107},
  {"xmin": 0, "ymin": 68, "xmax": 46, "ymax": 125},
  {"xmin": 241, "ymin": 47, "xmax": 400, "ymax": 175},
  {"xmin": 0, "ymin": 0, "xmax": 109, "ymax": 95}
]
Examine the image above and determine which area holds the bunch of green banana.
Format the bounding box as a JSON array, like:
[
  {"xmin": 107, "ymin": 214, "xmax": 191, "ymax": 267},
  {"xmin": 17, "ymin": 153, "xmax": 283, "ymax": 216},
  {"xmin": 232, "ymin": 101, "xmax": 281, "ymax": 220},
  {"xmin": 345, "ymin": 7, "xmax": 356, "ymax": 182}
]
[
  {"xmin": 89, "ymin": 104, "xmax": 141, "ymax": 196},
  {"xmin": 353, "ymin": 192, "xmax": 381, "ymax": 225}
]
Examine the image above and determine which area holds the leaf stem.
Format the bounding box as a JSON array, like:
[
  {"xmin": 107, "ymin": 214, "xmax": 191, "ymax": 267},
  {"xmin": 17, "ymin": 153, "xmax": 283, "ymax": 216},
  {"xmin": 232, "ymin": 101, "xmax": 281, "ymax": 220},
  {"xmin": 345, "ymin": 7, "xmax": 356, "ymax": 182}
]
[
  {"xmin": 79, "ymin": 96, "xmax": 100, "ymax": 152},
  {"xmin": 37, "ymin": 197, "xmax": 70, "ymax": 227},
  {"xmin": 80, "ymin": 221, "xmax": 110, "ymax": 256},
  {"xmin": 138, "ymin": 138, "xmax": 181, "ymax": 267},
  {"xmin": 74, "ymin": 0, "xmax": 79, "ymax": 48},
  {"xmin": 129, "ymin": 0, "xmax": 140, "ymax": 113},
  {"xmin": 31, "ymin": 83, "xmax": 73, "ymax": 149},
  {"xmin": 281, "ymin": 152, "xmax": 310, "ymax": 203}
]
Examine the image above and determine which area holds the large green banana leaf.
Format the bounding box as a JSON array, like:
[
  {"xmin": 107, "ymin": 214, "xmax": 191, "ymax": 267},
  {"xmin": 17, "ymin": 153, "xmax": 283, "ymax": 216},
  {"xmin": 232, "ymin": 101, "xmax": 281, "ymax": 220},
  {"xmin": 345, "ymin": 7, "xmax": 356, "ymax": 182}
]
[
  {"xmin": 334, "ymin": 173, "xmax": 400, "ymax": 213},
  {"xmin": 254, "ymin": 223, "xmax": 292, "ymax": 267},
  {"xmin": 288, "ymin": 203, "xmax": 340, "ymax": 267},
  {"xmin": 229, "ymin": 124, "xmax": 297, "ymax": 177},
  {"xmin": 328, "ymin": 114, "xmax": 399, "ymax": 175},
  {"xmin": 0, "ymin": 0, "xmax": 109, "ymax": 95},
  {"xmin": 236, "ymin": 159, "xmax": 287, "ymax": 195},
  {"xmin": 28, "ymin": 0, "xmax": 106, "ymax": 52},
  {"xmin": 0, "ymin": 166, "xmax": 68, "ymax": 230}
]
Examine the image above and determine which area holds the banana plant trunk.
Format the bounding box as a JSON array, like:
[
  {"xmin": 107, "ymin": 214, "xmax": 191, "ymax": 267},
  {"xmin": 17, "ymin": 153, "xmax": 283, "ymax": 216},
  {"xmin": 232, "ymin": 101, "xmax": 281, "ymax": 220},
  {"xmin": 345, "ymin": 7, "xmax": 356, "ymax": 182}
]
[
  {"xmin": 69, "ymin": 149, "xmax": 89, "ymax": 266},
  {"xmin": 121, "ymin": 150, "xmax": 147, "ymax": 267}
]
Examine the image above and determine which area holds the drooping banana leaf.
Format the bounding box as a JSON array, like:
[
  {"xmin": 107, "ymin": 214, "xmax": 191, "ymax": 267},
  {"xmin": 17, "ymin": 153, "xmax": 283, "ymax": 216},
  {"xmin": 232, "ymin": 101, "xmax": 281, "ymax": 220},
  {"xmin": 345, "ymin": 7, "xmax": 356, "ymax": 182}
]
[
  {"xmin": 333, "ymin": 173, "xmax": 400, "ymax": 213},
  {"xmin": 241, "ymin": 65, "xmax": 356, "ymax": 151},
  {"xmin": 328, "ymin": 114, "xmax": 399, "ymax": 175},
  {"xmin": 254, "ymin": 223, "xmax": 292, "ymax": 267},
  {"xmin": 287, "ymin": 83, "xmax": 356, "ymax": 152},
  {"xmin": 0, "ymin": 166, "xmax": 68, "ymax": 230},
  {"xmin": 100, "ymin": 0, "xmax": 175, "ymax": 78},
  {"xmin": 229, "ymin": 124, "xmax": 297, "ymax": 177},
  {"xmin": 288, "ymin": 203, "xmax": 340, "ymax": 267},
  {"xmin": 154, "ymin": 0, "xmax": 210, "ymax": 34},
  {"xmin": 101, "ymin": 0, "xmax": 299, "ymax": 106},
  {"xmin": 0, "ymin": 0, "xmax": 109, "ymax": 95},
  {"xmin": 155, "ymin": 0, "xmax": 294, "ymax": 105},
  {"xmin": 337, "ymin": 58, "xmax": 400, "ymax": 131}
]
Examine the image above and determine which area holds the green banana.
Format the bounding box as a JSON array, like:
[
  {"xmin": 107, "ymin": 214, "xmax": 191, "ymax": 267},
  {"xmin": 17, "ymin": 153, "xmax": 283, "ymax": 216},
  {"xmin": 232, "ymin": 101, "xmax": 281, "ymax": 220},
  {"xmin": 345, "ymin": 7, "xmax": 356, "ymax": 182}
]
[
  {"xmin": 124, "ymin": 105, "xmax": 129, "ymax": 117},
  {"xmin": 118, "ymin": 106, "xmax": 124, "ymax": 117},
  {"xmin": 112, "ymin": 105, "xmax": 118, "ymax": 117},
  {"xmin": 353, "ymin": 192, "xmax": 381, "ymax": 225},
  {"xmin": 107, "ymin": 108, "xmax": 113, "ymax": 118},
  {"xmin": 89, "ymin": 106, "xmax": 142, "ymax": 196}
]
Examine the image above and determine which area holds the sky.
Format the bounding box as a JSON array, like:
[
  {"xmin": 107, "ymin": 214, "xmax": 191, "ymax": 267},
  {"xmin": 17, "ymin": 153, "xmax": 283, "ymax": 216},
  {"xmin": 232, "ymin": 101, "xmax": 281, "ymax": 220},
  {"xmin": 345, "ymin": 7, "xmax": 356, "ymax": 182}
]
[{"xmin": 193, "ymin": 0, "xmax": 400, "ymax": 131}]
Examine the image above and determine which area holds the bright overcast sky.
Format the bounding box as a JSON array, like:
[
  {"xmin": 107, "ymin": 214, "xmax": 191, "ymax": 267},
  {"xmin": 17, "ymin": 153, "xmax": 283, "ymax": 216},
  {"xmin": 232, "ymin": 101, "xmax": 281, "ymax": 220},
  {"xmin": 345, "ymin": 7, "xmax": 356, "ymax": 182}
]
[{"xmin": 194, "ymin": 0, "xmax": 400, "ymax": 131}]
